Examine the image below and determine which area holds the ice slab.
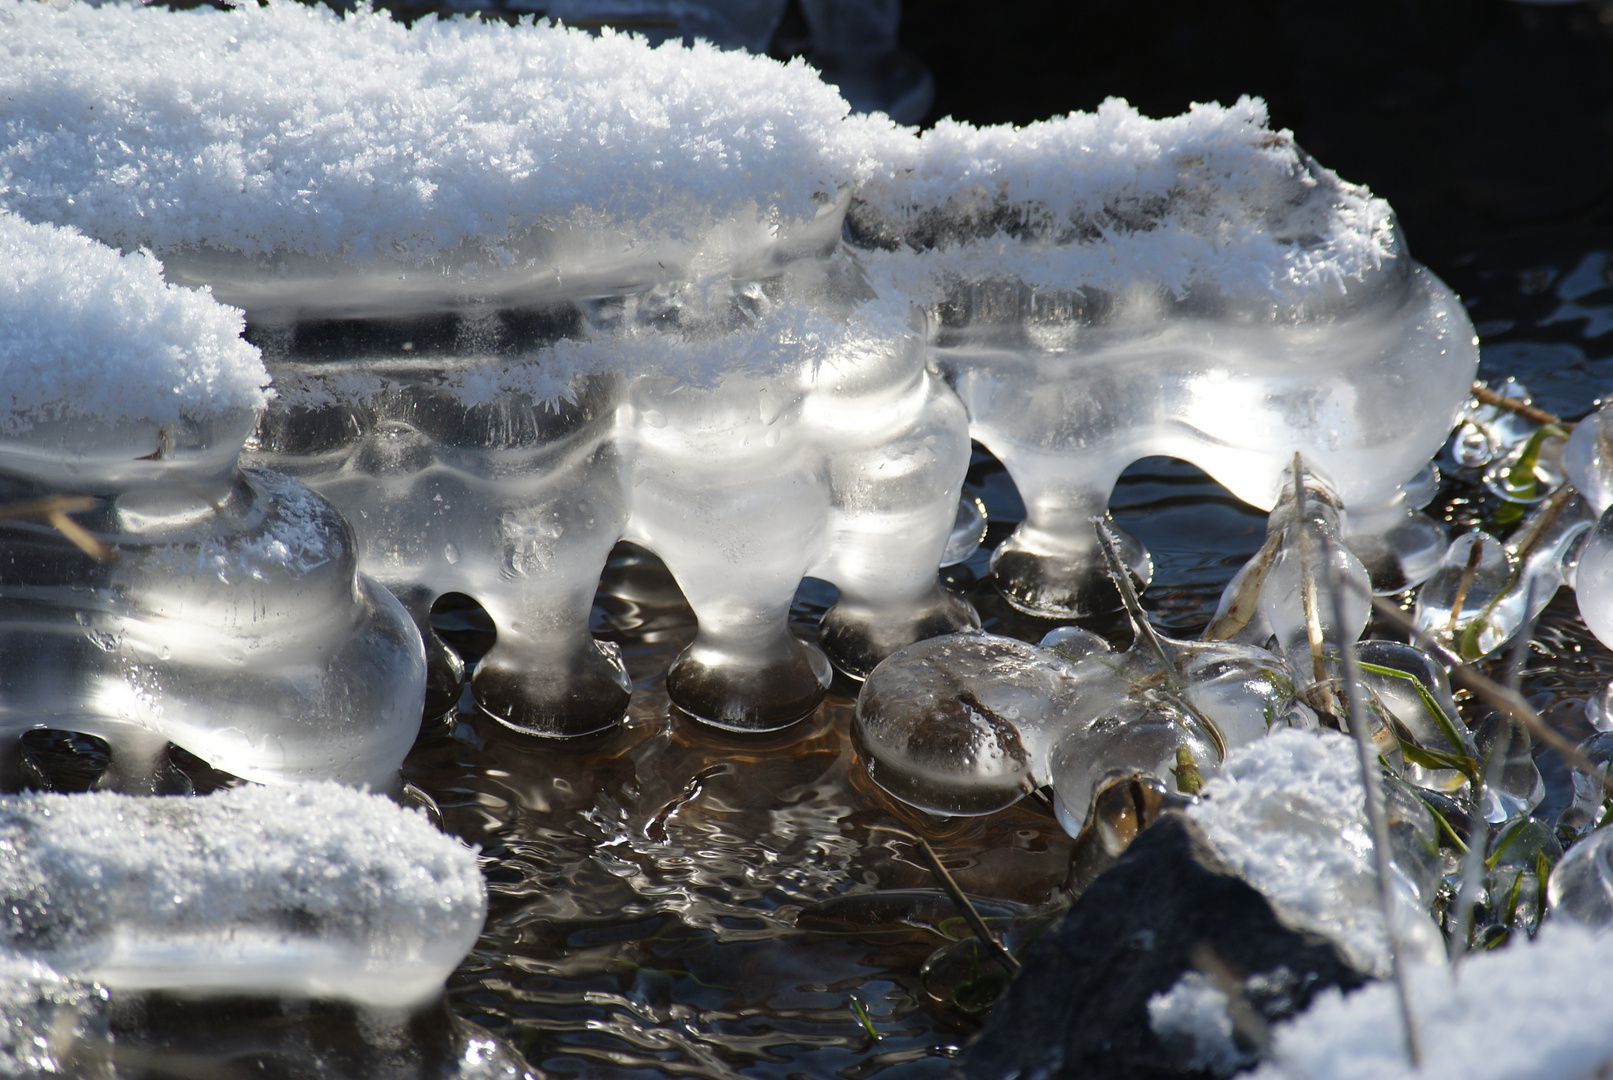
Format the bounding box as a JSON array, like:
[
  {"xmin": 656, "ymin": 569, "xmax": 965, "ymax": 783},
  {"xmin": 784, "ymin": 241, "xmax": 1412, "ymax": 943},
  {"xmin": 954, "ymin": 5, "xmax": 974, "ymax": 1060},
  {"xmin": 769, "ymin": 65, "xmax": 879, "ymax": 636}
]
[
  {"xmin": 1252, "ymin": 925, "xmax": 1613, "ymax": 1080},
  {"xmin": 1186, "ymin": 728, "xmax": 1443, "ymax": 976},
  {"xmin": 0, "ymin": 785, "xmax": 485, "ymax": 1007},
  {"xmin": 0, "ymin": 1, "xmax": 1477, "ymax": 724}
]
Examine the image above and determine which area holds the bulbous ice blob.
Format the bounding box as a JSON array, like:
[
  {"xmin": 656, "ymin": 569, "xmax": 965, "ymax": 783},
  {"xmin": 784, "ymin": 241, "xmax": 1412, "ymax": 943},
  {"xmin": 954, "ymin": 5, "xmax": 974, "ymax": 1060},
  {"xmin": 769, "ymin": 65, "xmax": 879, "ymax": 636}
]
[
  {"xmin": 1446, "ymin": 378, "xmax": 1538, "ymax": 469},
  {"xmin": 854, "ymin": 632, "xmax": 1083, "ymax": 815},
  {"xmin": 0, "ymin": 785, "xmax": 486, "ymax": 1007},
  {"xmin": 0, "ymin": 217, "xmax": 426, "ymax": 790},
  {"xmin": 1576, "ymin": 506, "xmax": 1613, "ymax": 654},
  {"xmin": 1557, "ymin": 732, "xmax": 1613, "ymax": 838},
  {"xmin": 1211, "ymin": 461, "xmax": 1371, "ymax": 688},
  {"xmin": 1048, "ymin": 695, "xmax": 1215, "ymax": 836},
  {"xmin": 1416, "ymin": 495, "xmax": 1594, "ymax": 663},
  {"xmin": 1474, "ymin": 713, "xmax": 1546, "ymax": 824},
  {"xmin": 1548, "ymin": 824, "xmax": 1613, "ymax": 932},
  {"xmin": 1037, "ymin": 624, "xmax": 1112, "ymax": 662},
  {"xmin": 1416, "ymin": 532, "xmax": 1521, "ymax": 660},
  {"xmin": 257, "ymin": 354, "xmax": 632, "ymax": 737},
  {"xmin": 1564, "ymin": 405, "xmax": 1613, "ymax": 517}
]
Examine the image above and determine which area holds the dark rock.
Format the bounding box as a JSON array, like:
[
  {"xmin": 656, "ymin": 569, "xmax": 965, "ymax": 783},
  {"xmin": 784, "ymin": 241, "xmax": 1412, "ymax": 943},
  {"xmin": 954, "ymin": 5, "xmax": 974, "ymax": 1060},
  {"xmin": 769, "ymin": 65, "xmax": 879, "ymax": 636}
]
[{"xmin": 956, "ymin": 812, "xmax": 1370, "ymax": 1080}]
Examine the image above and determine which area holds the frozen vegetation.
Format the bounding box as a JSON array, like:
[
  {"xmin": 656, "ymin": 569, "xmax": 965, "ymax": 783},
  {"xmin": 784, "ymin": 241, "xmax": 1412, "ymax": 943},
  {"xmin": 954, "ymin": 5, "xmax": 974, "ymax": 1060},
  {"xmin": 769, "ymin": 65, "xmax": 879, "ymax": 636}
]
[{"xmin": 9, "ymin": 0, "xmax": 1613, "ymax": 1060}]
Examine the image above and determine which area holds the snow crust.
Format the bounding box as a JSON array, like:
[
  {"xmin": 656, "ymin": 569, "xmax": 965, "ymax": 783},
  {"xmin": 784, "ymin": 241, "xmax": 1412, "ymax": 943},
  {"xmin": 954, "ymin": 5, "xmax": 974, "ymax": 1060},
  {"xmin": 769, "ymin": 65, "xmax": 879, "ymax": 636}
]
[
  {"xmin": 0, "ymin": 0, "xmax": 880, "ymax": 264},
  {"xmin": 1148, "ymin": 972, "xmax": 1253, "ymax": 1075},
  {"xmin": 0, "ymin": 1, "xmax": 1393, "ymax": 311},
  {"xmin": 0, "ymin": 213, "xmax": 267, "ymax": 434},
  {"xmin": 1254, "ymin": 925, "xmax": 1613, "ymax": 1080},
  {"xmin": 0, "ymin": 784, "xmax": 485, "ymax": 1006},
  {"xmin": 1187, "ymin": 728, "xmax": 1444, "ymax": 975}
]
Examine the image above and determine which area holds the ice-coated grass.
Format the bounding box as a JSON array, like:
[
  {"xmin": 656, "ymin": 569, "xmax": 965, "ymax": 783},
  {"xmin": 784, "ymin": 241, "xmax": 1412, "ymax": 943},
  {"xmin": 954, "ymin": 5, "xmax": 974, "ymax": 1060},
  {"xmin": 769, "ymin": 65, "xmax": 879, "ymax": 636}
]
[
  {"xmin": 1187, "ymin": 728, "xmax": 1444, "ymax": 976},
  {"xmin": 1253, "ymin": 925, "xmax": 1613, "ymax": 1080},
  {"xmin": 0, "ymin": 783, "xmax": 485, "ymax": 1006},
  {"xmin": 0, "ymin": 214, "xmax": 267, "ymax": 434}
]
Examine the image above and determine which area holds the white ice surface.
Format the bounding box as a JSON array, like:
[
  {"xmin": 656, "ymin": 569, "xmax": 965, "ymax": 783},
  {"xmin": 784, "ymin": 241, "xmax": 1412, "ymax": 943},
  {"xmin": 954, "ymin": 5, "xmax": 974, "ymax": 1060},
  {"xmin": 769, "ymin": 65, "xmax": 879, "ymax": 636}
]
[
  {"xmin": 1, "ymin": 1, "xmax": 1393, "ymax": 310},
  {"xmin": 1147, "ymin": 972, "xmax": 1252, "ymax": 1076},
  {"xmin": 0, "ymin": 0, "xmax": 883, "ymax": 264},
  {"xmin": 1187, "ymin": 728, "xmax": 1444, "ymax": 976},
  {"xmin": 1253, "ymin": 925, "xmax": 1613, "ymax": 1080},
  {"xmin": 0, "ymin": 213, "xmax": 267, "ymax": 433},
  {"xmin": 0, "ymin": 784, "xmax": 485, "ymax": 1007}
]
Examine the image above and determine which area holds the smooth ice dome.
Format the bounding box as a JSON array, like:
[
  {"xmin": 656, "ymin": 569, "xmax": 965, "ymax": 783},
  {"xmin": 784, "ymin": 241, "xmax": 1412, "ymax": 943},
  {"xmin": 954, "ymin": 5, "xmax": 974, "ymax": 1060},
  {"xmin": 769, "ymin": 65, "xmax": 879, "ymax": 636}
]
[
  {"xmin": 0, "ymin": 784, "xmax": 485, "ymax": 1007},
  {"xmin": 1252, "ymin": 925, "xmax": 1613, "ymax": 1080},
  {"xmin": 1186, "ymin": 729, "xmax": 1442, "ymax": 976}
]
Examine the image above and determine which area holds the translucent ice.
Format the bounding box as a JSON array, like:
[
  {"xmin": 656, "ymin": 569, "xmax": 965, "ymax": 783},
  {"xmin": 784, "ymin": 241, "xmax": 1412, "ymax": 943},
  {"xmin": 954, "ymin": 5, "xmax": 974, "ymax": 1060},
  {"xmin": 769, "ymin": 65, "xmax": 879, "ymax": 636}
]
[
  {"xmin": 1418, "ymin": 493, "xmax": 1592, "ymax": 662},
  {"xmin": 1207, "ymin": 460, "xmax": 1373, "ymax": 692},
  {"xmin": 1186, "ymin": 729, "xmax": 1443, "ymax": 976},
  {"xmin": 853, "ymin": 632, "xmax": 1082, "ymax": 816},
  {"xmin": 855, "ymin": 536, "xmax": 1298, "ymax": 827},
  {"xmin": 1564, "ymin": 404, "xmax": 1613, "ymax": 516},
  {"xmin": 0, "ymin": 213, "xmax": 425, "ymax": 788},
  {"xmin": 1354, "ymin": 640, "xmax": 1477, "ymax": 794},
  {"xmin": 0, "ymin": 1, "xmax": 1477, "ymax": 726},
  {"xmin": 1575, "ymin": 504, "xmax": 1613, "ymax": 656},
  {"xmin": 0, "ymin": 784, "xmax": 485, "ymax": 1007},
  {"xmin": 1548, "ymin": 822, "xmax": 1613, "ymax": 931}
]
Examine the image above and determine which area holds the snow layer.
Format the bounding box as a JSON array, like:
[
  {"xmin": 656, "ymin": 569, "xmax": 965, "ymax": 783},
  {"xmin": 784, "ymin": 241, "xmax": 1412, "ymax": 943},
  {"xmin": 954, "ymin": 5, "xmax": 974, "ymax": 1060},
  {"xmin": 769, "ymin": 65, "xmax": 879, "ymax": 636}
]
[
  {"xmin": 0, "ymin": 0, "xmax": 881, "ymax": 263},
  {"xmin": 0, "ymin": 784, "xmax": 485, "ymax": 1007},
  {"xmin": 1254, "ymin": 925, "xmax": 1613, "ymax": 1080},
  {"xmin": 856, "ymin": 97, "xmax": 1398, "ymax": 305},
  {"xmin": 0, "ymin": 1, "xmax": 1394, "ymax": 310},
  {"xmin": 1187, "ymin": 729, "xmax": 1444, "ymax": 975},
  {"xmin": 0, "ymin": 213, "xmax": 267, "ymax": 434}
]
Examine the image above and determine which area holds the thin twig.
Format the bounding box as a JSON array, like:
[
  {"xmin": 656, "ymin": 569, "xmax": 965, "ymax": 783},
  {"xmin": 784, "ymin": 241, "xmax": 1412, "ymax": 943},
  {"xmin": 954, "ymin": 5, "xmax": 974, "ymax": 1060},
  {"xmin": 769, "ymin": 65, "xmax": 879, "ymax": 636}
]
[
  {"xmin": 1325, "ymin": 538, "xmax": 1423, "ymax": 1069},
  {"xmin": 0, "ymin": 495, "xmax": 115, "ymax": 561},
  {"xmin": 868, "ymin": 825, "xmax": 1021, "ymax": 972},
  {"xmin": 1471, "ymin": 382, "xmax": 1571, "ymax": 431}
]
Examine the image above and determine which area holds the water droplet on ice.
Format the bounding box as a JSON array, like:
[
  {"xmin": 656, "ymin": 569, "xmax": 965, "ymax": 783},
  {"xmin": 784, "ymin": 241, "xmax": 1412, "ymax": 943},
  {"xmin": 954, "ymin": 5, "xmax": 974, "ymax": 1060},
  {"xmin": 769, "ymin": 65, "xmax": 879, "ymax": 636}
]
[{"xmin": 444, "ymin": 543, "xmax": 460, "ymax": 564}]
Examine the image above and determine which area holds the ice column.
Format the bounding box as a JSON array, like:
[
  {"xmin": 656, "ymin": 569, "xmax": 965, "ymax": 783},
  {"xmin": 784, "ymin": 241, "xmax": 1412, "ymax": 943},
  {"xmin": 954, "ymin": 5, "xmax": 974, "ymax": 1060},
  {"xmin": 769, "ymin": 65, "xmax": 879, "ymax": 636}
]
[
  {"xmin": 0, "ymin": 215, "xmax": 425, "ymax": 790},
  {"xmin": 252, "ymin": 336, "xmax": 631, "ymax": 737},
  {"xmin": 854, "ymin": 101, "xmax": 1479, "ymax": 613}
]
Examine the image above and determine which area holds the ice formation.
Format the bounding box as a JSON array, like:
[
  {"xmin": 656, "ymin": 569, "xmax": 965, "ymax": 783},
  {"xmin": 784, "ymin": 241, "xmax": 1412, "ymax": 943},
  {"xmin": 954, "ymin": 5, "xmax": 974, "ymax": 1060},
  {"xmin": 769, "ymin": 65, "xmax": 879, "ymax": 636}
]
[
  {"xmin": 854, "ymin": 551, "xmax": 1301, "ymax": 830},
  {"xmin": 0, "ymin": 213, "xmax": 426, "ymax": 789},
  {"xmin": 0, "ymin": 784, "xmax": 485, "ymax": 1006},
  {"xmin": 1251, "ymin": 925, "xmax": 1613, "ymax": 1080},
  {"xmin": 0, "ymin": 0, "xmax": 1478, "ymax": 733}
]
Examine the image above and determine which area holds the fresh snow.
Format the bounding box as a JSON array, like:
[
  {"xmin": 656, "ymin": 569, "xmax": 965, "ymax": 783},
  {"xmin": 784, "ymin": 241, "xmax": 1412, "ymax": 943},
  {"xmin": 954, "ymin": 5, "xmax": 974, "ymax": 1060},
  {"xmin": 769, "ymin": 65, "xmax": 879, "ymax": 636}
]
[
  {"xmin": 0, "ymin": 784, "xmax": 485, "ymax": 1006},
  {"xmin": 0, "ymin": 213, "xmax": 267, "ymax": 434}
]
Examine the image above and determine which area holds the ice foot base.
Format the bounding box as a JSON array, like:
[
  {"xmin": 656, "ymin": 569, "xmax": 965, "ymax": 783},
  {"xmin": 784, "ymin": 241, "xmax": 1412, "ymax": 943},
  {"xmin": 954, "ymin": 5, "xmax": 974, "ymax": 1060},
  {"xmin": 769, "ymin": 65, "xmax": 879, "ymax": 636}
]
[
  {"xmin": 818, "ymin": 588, "xmax": 981, "ymax": 681},
  {"xmin": 988, "ymin": 522, "xmax": 1153, "ymax": 619},
  {"xmin": 667, "ymin": 639, "xmax": 833, "ymax": 733},
  {"xmin": 471, "ymin": 640, "xmax": 632, "ymax": 738}
]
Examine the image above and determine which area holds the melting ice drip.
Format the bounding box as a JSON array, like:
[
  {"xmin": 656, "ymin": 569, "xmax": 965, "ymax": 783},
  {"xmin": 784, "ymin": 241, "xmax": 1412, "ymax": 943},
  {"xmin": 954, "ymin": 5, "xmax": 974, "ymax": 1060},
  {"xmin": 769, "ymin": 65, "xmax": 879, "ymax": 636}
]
[{"xmin": 0, "ymin": 1, "xmax": 1477, "ymax": 746}]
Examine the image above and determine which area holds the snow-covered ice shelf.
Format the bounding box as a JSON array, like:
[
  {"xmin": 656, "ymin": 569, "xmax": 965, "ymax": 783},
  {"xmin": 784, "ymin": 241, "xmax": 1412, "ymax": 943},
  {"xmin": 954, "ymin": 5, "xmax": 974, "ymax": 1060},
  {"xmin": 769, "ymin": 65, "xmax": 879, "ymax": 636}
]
[{"xmin": 0, "ymin": 0, "xmax": 1478, "ymax": 739}]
